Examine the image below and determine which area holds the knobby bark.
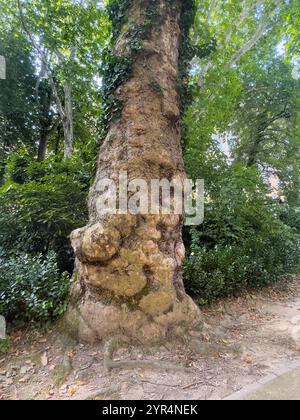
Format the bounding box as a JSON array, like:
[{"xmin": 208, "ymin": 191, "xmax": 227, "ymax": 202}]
[{"xmin": 65, "ymin": 0, "xmax": 202, "ymax": 344}]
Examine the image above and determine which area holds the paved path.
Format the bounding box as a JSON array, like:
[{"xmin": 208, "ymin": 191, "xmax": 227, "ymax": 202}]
[{"xmin": 225, "ymin": 361, "xmax": 300, "ymax": 400}]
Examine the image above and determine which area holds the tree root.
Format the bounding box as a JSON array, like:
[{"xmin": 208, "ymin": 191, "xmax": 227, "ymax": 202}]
[
  {"xmin": 103, "ymin": 335, "xmax": 191, "ymax": 373},
  {"xmin": 102, "ymin": 325, "xmax": 241, "ymax": 373},
  {"xmin": 79, "ymin": 385, "xmax": 121, "ymax": 401}
]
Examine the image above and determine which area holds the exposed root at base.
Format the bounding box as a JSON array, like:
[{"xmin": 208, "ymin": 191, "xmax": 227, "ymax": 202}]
[{"xmin": 103, "ymin": 335, "xmax": 191, "ymax": 373}]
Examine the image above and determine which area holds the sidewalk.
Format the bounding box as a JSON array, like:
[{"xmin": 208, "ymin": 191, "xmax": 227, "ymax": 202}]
[{"xmin": 225, "ymin": 362, "xmax": 300, "ymax": 400}]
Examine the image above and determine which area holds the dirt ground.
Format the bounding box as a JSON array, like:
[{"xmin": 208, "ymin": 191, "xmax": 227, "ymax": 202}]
[{"xmin": 1, "ymin": 277, "xmax": 300, "ymax": 400}]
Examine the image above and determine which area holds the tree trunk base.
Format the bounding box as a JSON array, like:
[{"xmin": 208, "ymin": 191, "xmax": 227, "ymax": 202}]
[{"xmin": 64, "ymin": 282, "xmax": 202, "ymax": 345}]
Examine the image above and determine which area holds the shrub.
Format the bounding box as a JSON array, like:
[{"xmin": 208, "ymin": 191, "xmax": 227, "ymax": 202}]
[
  {"xmin": 0, "ymin": 250, "xmax": 70, "ymax": 324},
  {"xmin": 184, "ymin": 165, "xmax": 300, "ymax": 304},
  {"xmin": 184, "ymin": 225, "xmax": 300, "ymax": 305},
  {"xmin": 0, "ymin": 155, "xmax": 89, "ymax": 273},
  {"xmin": 0, "ymin": 338, "xmax": 9, "ymax": 354},
  {"xmin": 4, "ymin": 146, "xmax": 32, "ymax": 184}
]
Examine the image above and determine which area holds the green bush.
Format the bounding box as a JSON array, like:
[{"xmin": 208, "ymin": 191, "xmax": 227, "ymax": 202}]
[
  {"xmin": 184, "ymin": 225, "xmax": 300, "ymax": 305},
  {"xmin": 0, "ymin": 155, "xmax": 89, "ymax": 272},
  {"xmin": 0, "ymin": 250, "xmax": 70, "ymax": 324},
  {"xmin": 184, "ymin": 165, "xmax": 300, "ymax": 304},
  {"xmin": 3, "ymin": 146, "xmax": 33, "ymax": 184},
  {"xmin": 0, "ymin": 338, "xmax": 9, "ymax": 354}
]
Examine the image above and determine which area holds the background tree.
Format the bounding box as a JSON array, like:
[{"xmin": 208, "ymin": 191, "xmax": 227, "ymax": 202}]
[
  {"xmin": 0, "ymin": 31, "xmax": 38, "ymax": 182},
  {"xmin": 17, "ymin": 0, "xmax": 108, "ymax": 158},
  {"xmin": 183, "ymin": 0, "xmax": 300, "ymax": 303}
]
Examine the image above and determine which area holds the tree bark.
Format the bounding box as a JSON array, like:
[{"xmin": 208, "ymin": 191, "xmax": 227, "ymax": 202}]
[
  {"xmin": 63, "ymin": 83, "xmax": 73, "ymax": 159},
  {"xmin": 65, "ymin": 0, "xmax": 201, "ymax": 344},
  {"xmin": 37, "ymin": 82, "xmax": 52, "ymax": 161},
  {"xmin": 37, "ymin": 127, "xmax": 49, "ymax": 161}
]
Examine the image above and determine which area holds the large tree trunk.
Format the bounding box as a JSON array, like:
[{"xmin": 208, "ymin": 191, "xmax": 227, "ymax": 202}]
[{"xmin": 65, "ymin": 0, "xmax": 201, "ymax": 344}]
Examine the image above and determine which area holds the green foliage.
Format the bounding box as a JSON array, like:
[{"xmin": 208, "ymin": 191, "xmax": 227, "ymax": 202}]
[
  {"xmin": 232, "ymin": 59, "xmax": 300, "ymax": 168},
  {"xmin": 107, "ymin": 0, "xmax": 130, "ymax": 39},
  {"xmin": 185, "ymin": 226, "xmax": 299, "ymax": 305},
  {"xmin": 0, "ymin": 154, "xmax": 89, "ymax": 273},
  {"xmin": 178, "ymin": 0, "xmax": 198, "ymax": 116},
  {"xmin": 4, "ymin": 146, "xmax": 33, "ymax": 185},
  {"xmin": 0, "ymin": 338, "xmax": 9, "ymax": 354},
  {"xmin": 178, "ymin": 0, "xmax": 216, "ymax": 150},
  {"xmin": 185, "ymin": 224, "xmax": 300, "ymax": 305},
  {"xmin": 99, "ymin": 50, "xmax": 132, "ymax": 133},
  {"xmin": 0, "ymin": 31, "xmax": 38, "ymax": 181},
  {"xmin": 0, "ymin": 250, "xmax": 70, "ymax": 324},
  {"xmin": 184, "ymin": 165, "xmax": 300, "ymax": 304},
  {"xmin": 182, "ymin": 1, "xmax": 300, "ymax": 303},
  {"xmin": 10, "ymin": 0, "xmax": 109, "ymax": 159}
]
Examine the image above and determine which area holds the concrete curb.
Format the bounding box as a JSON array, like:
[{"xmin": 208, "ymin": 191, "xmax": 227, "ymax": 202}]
[{"xmin": 223, "ymin": 359, "xmax": 300, "ymax": 400}]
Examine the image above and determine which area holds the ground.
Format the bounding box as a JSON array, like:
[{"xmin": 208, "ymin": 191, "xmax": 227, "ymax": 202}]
[{"xmin": 1, "ymin": 277, "xmax": 300, "ymax": 400}]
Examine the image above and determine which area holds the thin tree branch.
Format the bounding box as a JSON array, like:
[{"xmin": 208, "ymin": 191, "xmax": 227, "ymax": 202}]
[
  {"xmin": 225, "ymin": 4, "xmax": 249, "ymax": 43},
  {"xmin": 206, "ymin": 0, "xmax": 217, "ymax": 25},
  {"xmin": 227, "ymin": 19, "xmax": 267, "ymax": 68},
  {"xmin": 47, "ymin": 116, "xmax": 61, "ymax": 135},
  {"xmin": 35, "ymin": 50, "xmax": 47, "ymax": 102},
  {"xmin": 198, "ymin": 61, "xmax": 213, "ymax": 87}
]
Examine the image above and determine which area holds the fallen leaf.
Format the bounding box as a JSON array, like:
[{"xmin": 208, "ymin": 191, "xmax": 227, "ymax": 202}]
[
  {"xmin": 19, "ymin": 376, "xmax": 29, "ymax": 383},
  {"xmin": 59, "ymin": 384, "xmax": 67, "ymax": 393},
  {"xmin": 68, "ymin": 385, "xmax": 77, "ymax": 396},
  {"xmin": 41, "ymin": 352, "xmax": 48, "ymax": 367},
  {"xmin": 76, "ymin": 380, "xmax": 88, "ymax": 386}
]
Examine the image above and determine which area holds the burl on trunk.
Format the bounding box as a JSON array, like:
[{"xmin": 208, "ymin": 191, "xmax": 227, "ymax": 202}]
[{"xmin": 65, "ymin": 0, "xmax": 201, "ymax": 343}]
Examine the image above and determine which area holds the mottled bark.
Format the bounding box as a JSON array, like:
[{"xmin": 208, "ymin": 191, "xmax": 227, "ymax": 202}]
[{"xmin": 65, "ymin": 0, "xmax": 201, "ymax": 344}]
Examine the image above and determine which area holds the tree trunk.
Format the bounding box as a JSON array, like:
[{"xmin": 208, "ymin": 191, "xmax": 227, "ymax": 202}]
[
  {"xmin": 65, "ymin": 0, "xmax": 201, "ymax": 344},
  {"xmin": 37, "ymin": 127, "xmax": 49, "ymax": 161},
  {"xmin": 37, "ymin": 82, "xmax": 52, "ymax": 161},
  {"xmin": 63, "ymin": 83, "xmax": 73, "ymax": 159}
]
